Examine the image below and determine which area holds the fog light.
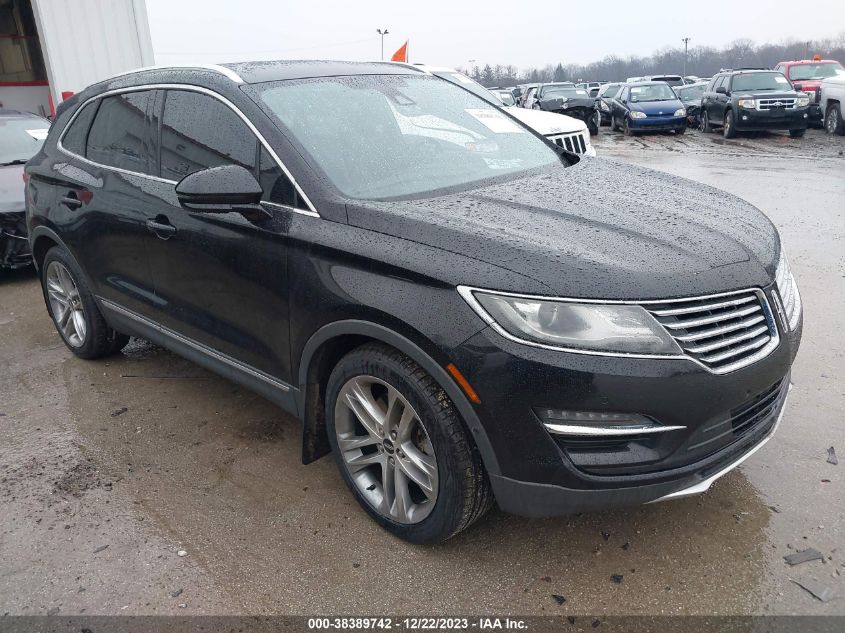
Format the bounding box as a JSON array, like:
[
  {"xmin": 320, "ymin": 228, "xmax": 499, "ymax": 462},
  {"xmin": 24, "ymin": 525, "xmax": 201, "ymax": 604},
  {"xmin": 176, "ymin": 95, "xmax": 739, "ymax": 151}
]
[
  {"xmin": 535, "ymin": 409, "xmax": 685, "ymax": 436},
  {"xmin": 742, "ymin": 115, "xmax": 749, "ymax": 120}
]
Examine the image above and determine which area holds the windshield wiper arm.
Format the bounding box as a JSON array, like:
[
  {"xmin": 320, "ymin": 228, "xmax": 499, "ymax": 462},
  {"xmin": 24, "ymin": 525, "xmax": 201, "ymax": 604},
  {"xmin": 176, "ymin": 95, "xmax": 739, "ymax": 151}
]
[{"xmin": 1, "ymin": 159, "xmax": 29, "ymax": 166}]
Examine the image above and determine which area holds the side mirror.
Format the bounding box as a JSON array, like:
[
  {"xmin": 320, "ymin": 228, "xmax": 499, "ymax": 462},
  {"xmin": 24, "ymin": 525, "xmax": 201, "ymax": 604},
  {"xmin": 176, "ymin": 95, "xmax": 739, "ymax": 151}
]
[
  {"xmin": 716, "ymin": 86, "xmax": 727, "ymax": 95},
  {"xmin": 176, "ymin": 164, "xmax": 263, "ymax": 209}
]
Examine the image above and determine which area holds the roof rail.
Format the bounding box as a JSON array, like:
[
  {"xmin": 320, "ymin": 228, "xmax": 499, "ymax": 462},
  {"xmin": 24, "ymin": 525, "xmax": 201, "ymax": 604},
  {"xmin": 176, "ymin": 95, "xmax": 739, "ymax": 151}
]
[{"xmin": 103, "ymin": 64, "xmax": 243, "ymax": 84}]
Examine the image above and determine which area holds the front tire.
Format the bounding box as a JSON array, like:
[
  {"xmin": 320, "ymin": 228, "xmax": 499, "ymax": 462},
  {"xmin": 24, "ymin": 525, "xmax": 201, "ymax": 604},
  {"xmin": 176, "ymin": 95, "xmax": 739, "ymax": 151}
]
[
  {"xmin": 675, "ymin": 126, "xmax": 686, "ymax": 135},
  {"xmin": 723, "ymin": 110, "xmax": 737, "ymax": 138},
  {"xmin": 789, "ymin": 128, "xmax": 806, "ymax": 138},
  {"xmin": 700, "ymin": 111, "xmax": 712, "ymax": 133},
  {"xmin": 40, "ymin": 246, "xmax": 129, "ymax": 359},
  {"xmin": 326, "ymin": 343, "xmax": 492, "ymax": 544},
  {"xmin": 610, "ymin": 114, "xmax": 619, "ymax": 132},
  {"xmin": 825, "ymin": 104, "xmax": 845, "ymax": 135},
  {"xmin": 623, "ymin": 117, "xmax": 635, "ymax": 136}
]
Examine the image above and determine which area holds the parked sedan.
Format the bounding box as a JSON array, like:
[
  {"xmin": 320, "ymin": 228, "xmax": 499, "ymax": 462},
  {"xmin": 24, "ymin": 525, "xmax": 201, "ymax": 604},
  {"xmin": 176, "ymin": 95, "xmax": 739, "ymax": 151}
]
[
  {"xmin": 1, "ymin": 109, "xmax": 50, "ymax": 270},
  {"xmin": 675, "ymin": 81, "xmax": 708, "ymax": 126},
  {"xmin": 27, "ymin": 61, "xmax": 801, "ymax": 544},
  {"xmin": 610, "ymin": 82, "xmax": 687, "ymax": 135},
  {"xmin": 595, "ymin": 82, "xmax": 622, "ymax": 125},
  {"xmin": 533, "ymin": 83, "xmax": 600, "ymax": 134}
]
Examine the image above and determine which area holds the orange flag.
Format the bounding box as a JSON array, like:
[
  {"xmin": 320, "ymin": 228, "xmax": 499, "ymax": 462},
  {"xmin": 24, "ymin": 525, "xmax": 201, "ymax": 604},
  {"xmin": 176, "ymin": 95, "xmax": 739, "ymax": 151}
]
[{"xmin": 391, "ymin": 40, "xmax": 409, "ymax": 62}]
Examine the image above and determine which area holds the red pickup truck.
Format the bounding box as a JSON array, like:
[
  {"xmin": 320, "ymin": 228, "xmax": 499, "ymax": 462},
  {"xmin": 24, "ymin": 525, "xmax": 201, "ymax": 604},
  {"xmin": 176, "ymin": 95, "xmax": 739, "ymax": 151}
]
[{"xmin": 775, "ymin": 58, "xmax": 844, "ymax": 125}]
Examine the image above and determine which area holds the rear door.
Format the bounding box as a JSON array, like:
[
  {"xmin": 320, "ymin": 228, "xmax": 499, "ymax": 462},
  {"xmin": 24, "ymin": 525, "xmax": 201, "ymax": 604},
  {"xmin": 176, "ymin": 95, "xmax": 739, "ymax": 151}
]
[
  {"xmin": 54, "ymin": 89, "xmax": 159, "ymax": 318},
  {"xmin": 141, "ymin": 87, "xmax": 302, "ymax": 384}
]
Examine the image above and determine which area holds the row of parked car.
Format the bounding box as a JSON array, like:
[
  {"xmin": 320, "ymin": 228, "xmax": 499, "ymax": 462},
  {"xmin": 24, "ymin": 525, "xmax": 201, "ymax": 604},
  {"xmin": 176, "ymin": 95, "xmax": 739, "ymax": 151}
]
[{"xmin": 499, "ymin": 58, "xmax": 845, "ymax": 139}]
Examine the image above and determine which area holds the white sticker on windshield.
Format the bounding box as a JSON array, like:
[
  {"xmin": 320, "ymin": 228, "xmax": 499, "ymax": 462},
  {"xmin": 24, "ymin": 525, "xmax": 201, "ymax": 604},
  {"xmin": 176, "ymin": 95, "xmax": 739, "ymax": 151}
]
[
  {"xmin": 26, "ymin": 129, "xmax": 49, "ymax": 140},
  {"xmin": 775, "ymin": 75, "xmax": 789, "ymax": 84},
  {"xmin": 464, "ymin": 108, "xmax": 524, "ymax": 133}
]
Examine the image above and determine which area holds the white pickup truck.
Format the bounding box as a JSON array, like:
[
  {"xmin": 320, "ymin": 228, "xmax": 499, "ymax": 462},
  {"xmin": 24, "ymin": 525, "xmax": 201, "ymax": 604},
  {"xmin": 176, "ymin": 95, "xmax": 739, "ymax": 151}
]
[{"xmin": 821, "ymin": 72, "xmax": 845, "ymax": 135}]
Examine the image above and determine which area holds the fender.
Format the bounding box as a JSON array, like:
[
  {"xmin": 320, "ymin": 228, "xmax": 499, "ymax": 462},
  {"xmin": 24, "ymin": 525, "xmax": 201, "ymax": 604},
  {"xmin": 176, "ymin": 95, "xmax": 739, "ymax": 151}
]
[{"xmin": 297, "ymin": 319, "xmax": 502, "ymax": 477}]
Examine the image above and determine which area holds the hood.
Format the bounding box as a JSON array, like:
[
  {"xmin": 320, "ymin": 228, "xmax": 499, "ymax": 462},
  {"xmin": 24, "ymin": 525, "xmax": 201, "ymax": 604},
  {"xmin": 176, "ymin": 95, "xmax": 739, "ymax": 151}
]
[
  {"xmin": 346, "ymin": 159, "xmax": 778, "ymax": 300},
  {"xmin": 504, "ymin": 107, "xmax": 587, "ymax": 135},
  {"xmin": 731, "ymin": 89, "xmax": 799, "ymax": 99},
  {"xmin": 630, "ymin": 99, "xmax": 683, "ymax": 114},
  {"xmin": 0, "ymin": 165, "xmax": 25, "ymax": 213}
]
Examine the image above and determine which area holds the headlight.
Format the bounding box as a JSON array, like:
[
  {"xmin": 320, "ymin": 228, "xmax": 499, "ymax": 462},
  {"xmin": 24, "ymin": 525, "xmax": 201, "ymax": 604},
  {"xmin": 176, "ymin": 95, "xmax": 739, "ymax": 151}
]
[
  {"xmin": 737, "ymin": 98, "xmax": 757, "ymax": 108},
  {"xmin": 629, "ymin": 111, "xmax": 647, "ymax": 119},
  {"xmin": 458, "ymin": 288, "xmax": 682, "ymax": 355},
  {"xmin": 796, "ymin": 95, "xmax": 810, "ymax": 107},
  {"xmin": 673, "ymin": 108, "xmax": 686, "ymax": 116},
  {"xmin": 600, "ymin": 101, "xmax": 609, "ymax": 111},
  {"xmin": 775, "ymin": 249, "xmax": 802, "ymax": 331}
]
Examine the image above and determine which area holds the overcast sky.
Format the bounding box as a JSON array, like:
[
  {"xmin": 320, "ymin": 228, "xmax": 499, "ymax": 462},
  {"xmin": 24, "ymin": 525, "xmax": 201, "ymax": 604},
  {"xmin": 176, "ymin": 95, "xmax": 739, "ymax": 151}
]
[{"xmin": 146, "ymin": 0, "xmax": 845, "ymax": 70}]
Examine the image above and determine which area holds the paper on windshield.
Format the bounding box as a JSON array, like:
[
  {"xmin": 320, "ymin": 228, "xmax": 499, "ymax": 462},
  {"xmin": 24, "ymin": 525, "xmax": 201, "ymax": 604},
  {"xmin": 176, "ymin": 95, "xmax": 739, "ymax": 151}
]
[
  {"xmin": 464, "ymin": 108, "xmax": 525, "ymax": 133},
  {"xmin": 26, "ymin": 129, "xmax": 49, "ymax": 140}
]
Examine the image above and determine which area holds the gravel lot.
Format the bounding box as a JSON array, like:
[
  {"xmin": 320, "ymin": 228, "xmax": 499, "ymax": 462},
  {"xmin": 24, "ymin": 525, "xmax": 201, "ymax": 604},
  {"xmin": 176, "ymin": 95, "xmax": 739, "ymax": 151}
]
[{"xmin": 1, "ymin": 126, "xmax": 843, "ymax": 616}]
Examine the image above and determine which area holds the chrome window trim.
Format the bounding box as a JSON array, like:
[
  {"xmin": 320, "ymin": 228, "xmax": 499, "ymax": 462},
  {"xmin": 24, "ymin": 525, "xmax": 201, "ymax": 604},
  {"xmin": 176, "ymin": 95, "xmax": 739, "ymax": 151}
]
[
  {"xmin": 457, "ymin": 285, "xmax": 780, "ymax": 374},
  {"xmin": 56, "ymin": 83, "xmax": 319, "ymax": 218},
  {"xmin": 98, "ymin": 298, "xmax": 292, "ymax": 392}
]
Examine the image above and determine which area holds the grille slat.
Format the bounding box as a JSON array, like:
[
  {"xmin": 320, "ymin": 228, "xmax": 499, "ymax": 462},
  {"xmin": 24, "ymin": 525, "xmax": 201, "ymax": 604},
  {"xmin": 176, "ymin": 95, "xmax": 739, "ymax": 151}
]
[
  {"xmin": 659, "ymin": 303, "xmax": 761, "ymax": 330},
  {"xmin": 546, "ymin": 132, "xmax": 588, "ymax": 155},
  {"xmin": 645, "ymin": 290, "xmax": 778, "ymax": 373},
  {"xmin": 674, "ymin": 314, "xmax": 767, "ymax": 342},
  {"xmin": 685, "ymin": 325, "xmax": 770, "ymax": 354}
]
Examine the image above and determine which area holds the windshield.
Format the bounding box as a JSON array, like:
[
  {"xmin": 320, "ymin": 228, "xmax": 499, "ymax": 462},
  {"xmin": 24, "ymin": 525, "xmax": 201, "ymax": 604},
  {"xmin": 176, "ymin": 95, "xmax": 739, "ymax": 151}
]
[
  {"xmin": 731, "ymin": 72, "xmax": 791, "ymax": 91},
  {"xmin": 496, "ymin": 91, "xmax": 516, "ymax": 106},
  {"xmin": 678, "ymin": 84, "xmax": 705, "ymax": 100},
  {"xmin": 254, "ymin": 75, "xmax": 560, "ymax": 199},
  {"xmin": 629, "ymin": 84, "xmax": 678, "ymax": 102},
  {"xmin": 788, "ymin": 62, "xmax": 844, "ymax": 81},
  {"xmin": 543, "ymin": 86, "xmax": 588, "ymax": 98},
  {"xmin": 600, "ymin": 84, "xmax": 620, "ymax": 97},
  {"xmin": 0, "ymin": 115, "xmax": 49, "ymax": 165}
]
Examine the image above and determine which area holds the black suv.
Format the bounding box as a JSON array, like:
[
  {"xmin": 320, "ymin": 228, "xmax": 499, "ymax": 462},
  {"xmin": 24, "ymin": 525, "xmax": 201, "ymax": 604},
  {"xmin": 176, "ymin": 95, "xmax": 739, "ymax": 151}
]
[
  {"xmin": 26, "ymin": 61, "xmax": 802, "ymax": 544},
  {"xmin": 700, "ymin": 69, "xmax": 810, "ymax": 138}
]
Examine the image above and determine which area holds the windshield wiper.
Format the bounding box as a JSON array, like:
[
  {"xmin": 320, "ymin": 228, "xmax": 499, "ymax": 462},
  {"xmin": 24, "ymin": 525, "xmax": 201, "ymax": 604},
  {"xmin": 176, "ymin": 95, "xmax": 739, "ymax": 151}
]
[{"xmin": 1, "ymin": 159, "xmax": 29, "ymax": 166}]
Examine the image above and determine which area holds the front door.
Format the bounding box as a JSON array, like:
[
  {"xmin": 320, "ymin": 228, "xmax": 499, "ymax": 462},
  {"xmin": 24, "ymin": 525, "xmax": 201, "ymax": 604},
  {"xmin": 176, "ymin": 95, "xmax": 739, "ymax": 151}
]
[{"xmin": 141, "ymin": 88, "xmax": 306, "ymax": 384}]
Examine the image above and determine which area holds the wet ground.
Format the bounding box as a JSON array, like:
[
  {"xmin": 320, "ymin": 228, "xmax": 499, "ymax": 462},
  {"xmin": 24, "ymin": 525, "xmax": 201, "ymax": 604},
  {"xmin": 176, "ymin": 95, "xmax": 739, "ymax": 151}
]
[{"xmin": 1, "ymin": 128, "xmax": 843, "ymax": 616}]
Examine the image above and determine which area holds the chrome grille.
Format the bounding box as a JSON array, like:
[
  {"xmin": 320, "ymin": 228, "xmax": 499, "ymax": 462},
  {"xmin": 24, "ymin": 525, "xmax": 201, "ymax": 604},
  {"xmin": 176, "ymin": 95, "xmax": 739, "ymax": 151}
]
[
  {"xmin": 546, "ymin": 132, "xmax": 587, "ymax": 154},
  {"xmin": 757, "ymin": 98, "xmax": 797, "ymax": 110},
  {"xmin": 645, "ymin": 290, "xmax": 778, "ymax": 374}
]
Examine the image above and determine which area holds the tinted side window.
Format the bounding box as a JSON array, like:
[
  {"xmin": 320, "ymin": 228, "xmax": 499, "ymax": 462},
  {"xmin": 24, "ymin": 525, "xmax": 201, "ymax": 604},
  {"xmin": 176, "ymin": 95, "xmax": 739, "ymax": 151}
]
[
  {"xmin": 258, "ymin": 147, "xmax": 303, "ymax": 208},
  {"xmin": 62, "ymin": 100, "xmax": 99, "ymax": 156},
  {"xmin": 86, "ymin": 91, "xmax": 153, "ymax": 174},
  {"xmin": 160, "ymin": 90, "xmax": 256, "ymax": 181}
]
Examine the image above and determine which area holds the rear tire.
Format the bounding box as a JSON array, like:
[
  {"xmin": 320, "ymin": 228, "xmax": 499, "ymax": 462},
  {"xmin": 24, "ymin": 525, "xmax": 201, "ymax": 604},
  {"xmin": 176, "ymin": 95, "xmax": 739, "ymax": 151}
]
[
  {"xmin": 723, "ymin": 110, "xmax": 737, "ymax": 138},
  {"xmin": 40, "ymin": 246, "xmax": 129, "ymax": 359},
  {"xmin": 325, "ymin": 343, "xmax": 493, "ymax": 544},
  {"xmin": 825, "ymin": 104, "xmax": 845, "ymax": 135},
  {"xmin": 789, "ymin": 128, "xmax": 806, "ymax": 138}
]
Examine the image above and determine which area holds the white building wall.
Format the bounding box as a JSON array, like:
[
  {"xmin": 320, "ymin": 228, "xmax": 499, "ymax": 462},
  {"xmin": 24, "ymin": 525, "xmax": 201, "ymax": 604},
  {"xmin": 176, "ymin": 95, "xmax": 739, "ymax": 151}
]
[{"xmin": 31, "ymin": 0, "xmax": 154, "ymax": 109}]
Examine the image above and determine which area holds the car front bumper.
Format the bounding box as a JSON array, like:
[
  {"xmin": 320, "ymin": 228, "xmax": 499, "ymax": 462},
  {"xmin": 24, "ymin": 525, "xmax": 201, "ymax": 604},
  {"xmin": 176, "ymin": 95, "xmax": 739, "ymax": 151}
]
[
  {"xmin": 452, "ymin": 286, "xmax": 802, "ymax": 517},
  {"xmin": 1, "ymin": 211, "xmax": 32, "ymax": 269},
  {"xmin": 628, "ymin": 115, "xmax": 686, "ymax": 131},
  {"xmin": 735, "ymin": 107, "xmax": 809, "ymax": 131}
]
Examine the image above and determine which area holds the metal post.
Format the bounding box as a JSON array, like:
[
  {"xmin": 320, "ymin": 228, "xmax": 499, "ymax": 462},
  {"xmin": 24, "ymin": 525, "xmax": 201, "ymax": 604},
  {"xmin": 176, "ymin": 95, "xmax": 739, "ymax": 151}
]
[
  {"xmin": 377, "ymin": 28, "xmax": 389, "ymax": 61},
  {"xmin": 681, "ymin": 37, "xmax": 691, "ymax": 77}
]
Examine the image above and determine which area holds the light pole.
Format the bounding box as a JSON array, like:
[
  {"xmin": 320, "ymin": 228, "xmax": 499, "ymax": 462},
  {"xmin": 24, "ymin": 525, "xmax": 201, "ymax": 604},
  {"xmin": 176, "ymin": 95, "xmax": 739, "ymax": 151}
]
[
  {"xmin": 681, "ymin": 37, "xmax": 691, "ymax": 77},
  {"xmin": 377, "ymin": 28, "xmax": 389, "ymax": 60}
]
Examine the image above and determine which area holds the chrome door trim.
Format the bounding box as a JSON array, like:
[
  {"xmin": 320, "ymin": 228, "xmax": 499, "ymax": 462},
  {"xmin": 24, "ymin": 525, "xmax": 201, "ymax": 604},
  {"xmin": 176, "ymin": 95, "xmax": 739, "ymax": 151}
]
[
  {"xmin": 56, "ymin": 83, "xmax": 319, "ymax": 217},
  {"xmin": 98, "ymin": 297, "xmax": 292, "ymax": 393}
]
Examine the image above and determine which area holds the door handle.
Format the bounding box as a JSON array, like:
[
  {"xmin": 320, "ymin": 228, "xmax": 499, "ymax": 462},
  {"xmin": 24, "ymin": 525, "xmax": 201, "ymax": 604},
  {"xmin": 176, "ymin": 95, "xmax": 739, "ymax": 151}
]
[
  {"xmin": 60, "ymin": 193, "xmax": 83, "ymax": 210},
  {"xmin": 146, "ymin": 217, "xmax": 177, "ymax": 240}
]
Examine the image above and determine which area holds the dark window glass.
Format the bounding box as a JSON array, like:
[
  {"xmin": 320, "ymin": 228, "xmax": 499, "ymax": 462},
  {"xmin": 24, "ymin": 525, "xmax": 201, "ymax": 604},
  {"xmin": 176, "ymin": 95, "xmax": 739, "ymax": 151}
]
[
  {"xmin": 86, "ymin": 91, "xmax": 152, "ymax": 173},
  {"xmin": 258, "ymin": 147, "xmax": 301, "ymax": 208},
  {"xmin": 160, "ymin": 90, "xmax": 256, "ymax": 181},
  {"xmin": 62, "ymin": 101, "xmax": 98, "ymax": 156}
]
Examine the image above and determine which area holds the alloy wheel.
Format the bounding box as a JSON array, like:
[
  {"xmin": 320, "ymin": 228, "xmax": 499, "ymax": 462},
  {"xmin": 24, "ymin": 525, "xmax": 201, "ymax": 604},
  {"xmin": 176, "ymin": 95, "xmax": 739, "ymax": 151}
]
[
  {"xmin": 334, "ymin": 375, "xmax": 438, "ymax": 524},
  {"xmin": 45, "ymin": 261, "xmax": 86, "ymax": 347}
]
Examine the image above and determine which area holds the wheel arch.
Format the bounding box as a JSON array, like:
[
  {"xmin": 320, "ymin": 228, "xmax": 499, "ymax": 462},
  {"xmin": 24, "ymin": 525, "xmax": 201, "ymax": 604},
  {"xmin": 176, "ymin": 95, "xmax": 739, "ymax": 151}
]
[{"xmin": 296, "ymin": 319, "xmax": 501, "ymax": 479}]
